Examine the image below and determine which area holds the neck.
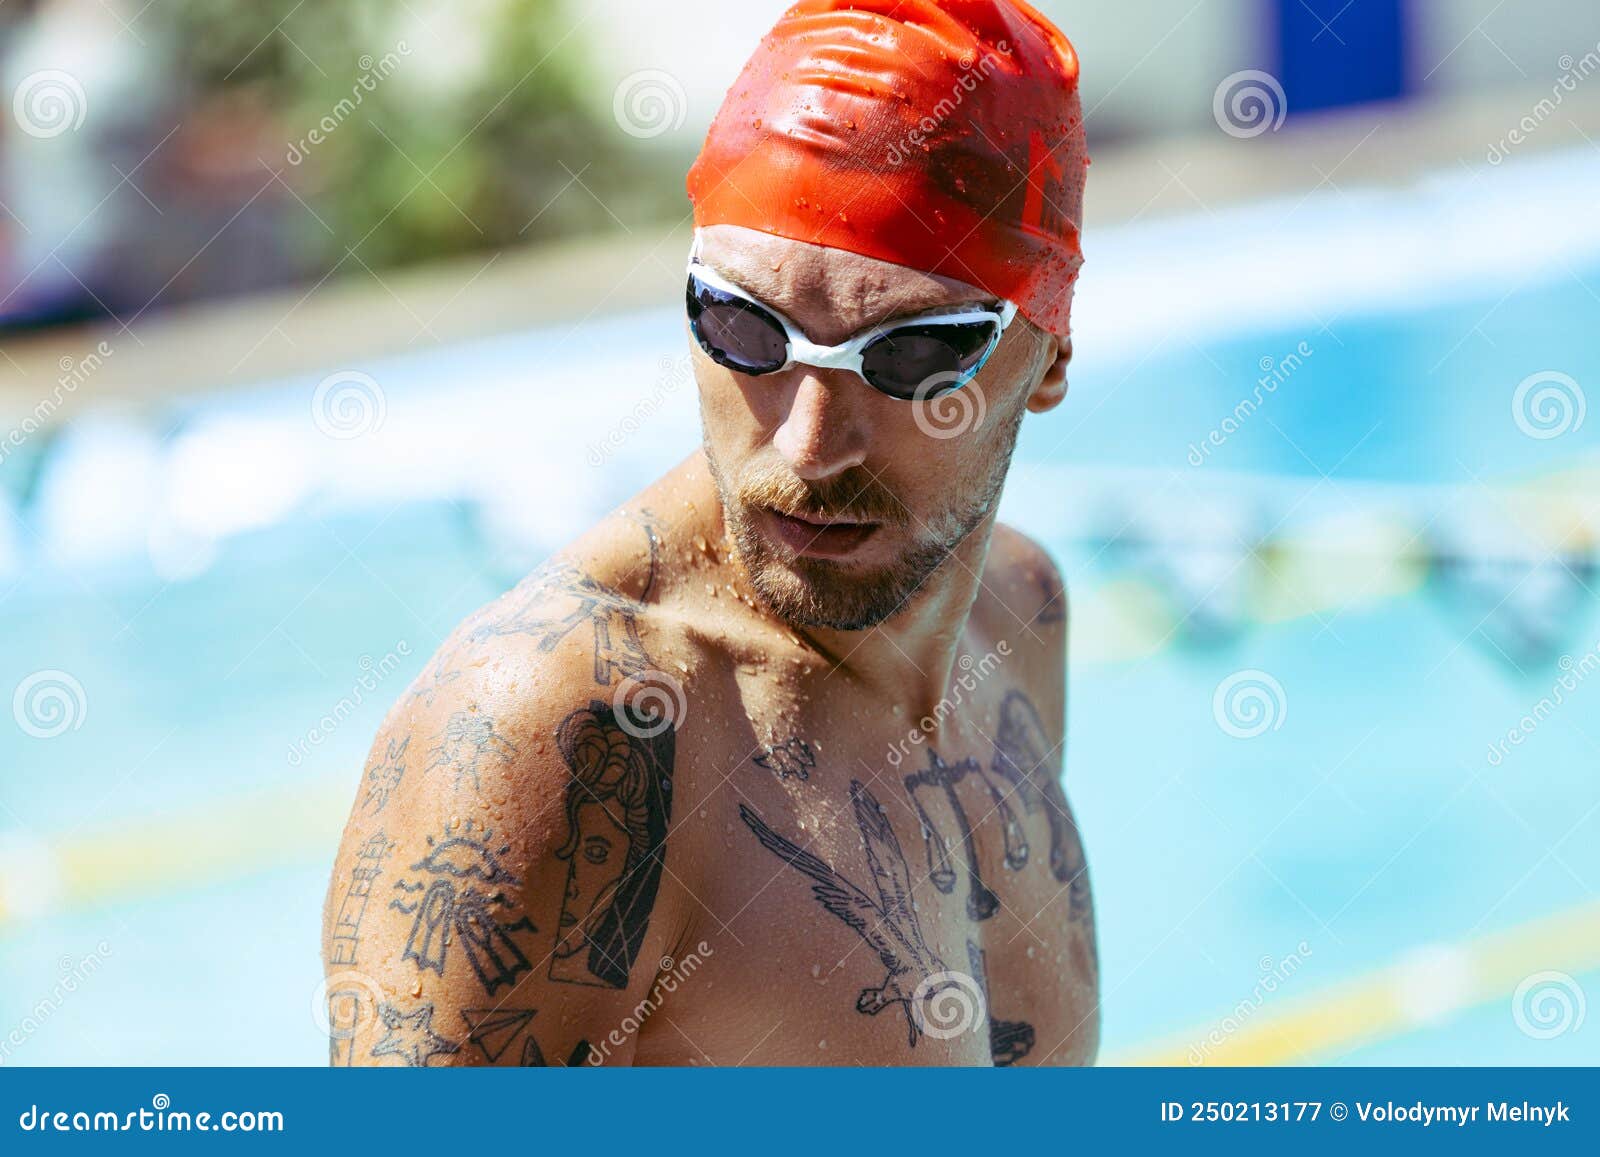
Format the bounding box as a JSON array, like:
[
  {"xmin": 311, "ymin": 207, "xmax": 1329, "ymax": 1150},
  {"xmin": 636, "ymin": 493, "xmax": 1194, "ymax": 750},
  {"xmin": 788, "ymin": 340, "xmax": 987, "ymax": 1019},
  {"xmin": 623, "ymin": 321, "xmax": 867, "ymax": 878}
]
[
  {"xmin": 772, "ymin": 514, "xmax": 998, "ymax": 720},
  {"xmin": 681, "ymin": 449, "xmax": 997, "ymax": 716}
]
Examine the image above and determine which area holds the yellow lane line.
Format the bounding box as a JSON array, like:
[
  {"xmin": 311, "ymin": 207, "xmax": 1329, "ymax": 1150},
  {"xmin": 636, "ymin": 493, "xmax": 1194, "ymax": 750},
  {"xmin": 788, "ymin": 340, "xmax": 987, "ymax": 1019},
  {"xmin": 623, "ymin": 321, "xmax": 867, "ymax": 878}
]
[
  {"xmin": 0, "ymin": 782, "xmax": 350, "ymax": 927},
  {"xmin": 1112, "ymin": 900, "xmax": 1600, "ymax": 1065}
]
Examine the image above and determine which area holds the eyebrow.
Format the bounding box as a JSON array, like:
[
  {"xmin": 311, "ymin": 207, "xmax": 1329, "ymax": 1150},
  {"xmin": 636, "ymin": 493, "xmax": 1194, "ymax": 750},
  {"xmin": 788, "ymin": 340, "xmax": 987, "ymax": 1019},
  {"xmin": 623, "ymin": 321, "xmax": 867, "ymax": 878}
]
[{"xmin": 690, "ymin": 259, "xmax": 999, "ymax": 333}]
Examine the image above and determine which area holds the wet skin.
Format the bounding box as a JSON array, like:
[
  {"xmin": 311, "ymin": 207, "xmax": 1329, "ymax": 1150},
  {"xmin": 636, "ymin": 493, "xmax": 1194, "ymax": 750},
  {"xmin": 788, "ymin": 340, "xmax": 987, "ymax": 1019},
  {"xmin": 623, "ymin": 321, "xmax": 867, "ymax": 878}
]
[{"xmin": 322, "ymin": 229, "xmax": 1095, "ymax": 1066}]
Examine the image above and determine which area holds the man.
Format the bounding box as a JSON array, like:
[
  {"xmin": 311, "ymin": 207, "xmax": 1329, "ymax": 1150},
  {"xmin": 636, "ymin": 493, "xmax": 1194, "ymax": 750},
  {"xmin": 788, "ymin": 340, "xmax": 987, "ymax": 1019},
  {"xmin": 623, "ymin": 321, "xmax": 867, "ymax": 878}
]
[{"xmin": 323, "ymin": 0, "xmax": 1096, "ymax": 1067}]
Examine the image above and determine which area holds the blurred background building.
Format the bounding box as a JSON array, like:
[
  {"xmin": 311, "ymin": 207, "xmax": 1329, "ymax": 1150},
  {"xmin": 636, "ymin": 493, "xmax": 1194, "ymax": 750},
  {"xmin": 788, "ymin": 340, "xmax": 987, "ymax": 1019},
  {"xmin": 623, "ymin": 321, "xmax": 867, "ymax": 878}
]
[
  {"xmin": 1, "ymin": 0, "xmax": 1598, "ymax": 1066},
  {"xmin": 3, "ymin": 0, "xmax": 1597, "ymax": 327}
]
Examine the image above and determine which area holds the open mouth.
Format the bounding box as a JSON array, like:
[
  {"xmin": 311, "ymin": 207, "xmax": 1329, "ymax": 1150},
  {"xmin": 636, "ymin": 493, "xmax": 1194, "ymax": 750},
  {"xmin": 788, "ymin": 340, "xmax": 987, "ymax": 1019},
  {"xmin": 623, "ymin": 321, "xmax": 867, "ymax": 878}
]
[{"xmin": 758, "ymin": 506, "xmax": 881, "ymax": 559}]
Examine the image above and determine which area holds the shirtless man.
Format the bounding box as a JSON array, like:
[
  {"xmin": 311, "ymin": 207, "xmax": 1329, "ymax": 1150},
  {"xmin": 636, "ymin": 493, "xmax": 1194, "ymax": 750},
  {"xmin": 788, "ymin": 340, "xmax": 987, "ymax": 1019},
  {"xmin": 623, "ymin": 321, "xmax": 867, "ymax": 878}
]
[{"xmin": 322, "ymin": 0, "xmax": 1097, "ymax": 1067}]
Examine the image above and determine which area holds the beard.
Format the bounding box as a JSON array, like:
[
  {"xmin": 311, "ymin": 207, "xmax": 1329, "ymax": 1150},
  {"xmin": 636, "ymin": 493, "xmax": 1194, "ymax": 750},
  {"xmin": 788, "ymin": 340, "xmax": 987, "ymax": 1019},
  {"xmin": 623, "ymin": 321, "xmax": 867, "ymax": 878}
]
[{"xmin": 703, "ymin": 410, "xmax": 1023, "ymax": 631}]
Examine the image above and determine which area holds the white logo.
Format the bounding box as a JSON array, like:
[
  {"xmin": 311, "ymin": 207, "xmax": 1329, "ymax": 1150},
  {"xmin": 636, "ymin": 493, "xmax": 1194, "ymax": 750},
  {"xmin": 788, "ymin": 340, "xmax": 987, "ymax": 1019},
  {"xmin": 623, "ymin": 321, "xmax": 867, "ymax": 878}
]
[
  {"xmin": 314, "ymin": 969, "xmax": 386, "ymax": 1037},
  {"xmin": 1512, "ymin": 971, "xmax": 1586, "ymax": 1040},
  {"xmin": 1212, "ymin": 669, "xmax": 1287, "ymax": 739},
  {"xmin": 1512, "ymin": 371, "xmax": 1585, "ymax": 440},
  {"xmin": 911, "ymin": 376, "xmax": 987, "ymax": 440},
  {"xmin": 612, "ymin": 670, "xmax": 686, "ymax": 739},
  {"xmin": 13, "ymin": 670, "xmax": 87, "ymax": 739},
  {"xmin": 13, "ymin": 70, "xmax": 88, "ymax": 139},
  {"xmin": 1213, "ymin": 70, "xmax": 1288, "ymax": 139},
  {"xmin": 312, "ymin": 371, "xmax": 387, "ymax": 439},
  {"xmin": 911, "ymin": 970, "xmax": 986, "ymax": 1040},
  {"xmin": 613, "ymin": 70, "xmax": 687, "ymax": 140}
]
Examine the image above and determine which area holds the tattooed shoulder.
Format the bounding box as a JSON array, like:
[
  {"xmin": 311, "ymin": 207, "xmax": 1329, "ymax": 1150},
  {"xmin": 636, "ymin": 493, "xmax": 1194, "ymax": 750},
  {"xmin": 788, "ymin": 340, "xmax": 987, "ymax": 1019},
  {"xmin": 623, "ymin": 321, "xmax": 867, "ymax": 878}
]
[{"xmin": 407, "ymin": 520, "xmax": 668, "ymax": 712}]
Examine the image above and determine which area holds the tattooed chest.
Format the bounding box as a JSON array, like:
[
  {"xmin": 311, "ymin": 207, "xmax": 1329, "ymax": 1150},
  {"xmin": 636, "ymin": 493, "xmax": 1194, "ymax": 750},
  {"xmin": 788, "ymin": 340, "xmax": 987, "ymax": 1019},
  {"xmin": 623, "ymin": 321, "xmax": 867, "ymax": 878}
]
[{"xmin": 708, "ymin": 690, "xmax": 1095, "ymax": 1065}]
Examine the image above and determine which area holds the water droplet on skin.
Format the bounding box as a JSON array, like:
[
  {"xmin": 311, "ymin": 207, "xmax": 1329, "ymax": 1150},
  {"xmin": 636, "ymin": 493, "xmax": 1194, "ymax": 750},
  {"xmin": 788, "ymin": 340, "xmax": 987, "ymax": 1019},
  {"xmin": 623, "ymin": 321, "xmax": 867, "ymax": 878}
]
[
  {"xmin": 818, "ymin": 1039, "xmax": 828, "ymax": 1050},
  {"xmin": 1027, "ymin": 945, "xmax": 1036, "ymax": 959},
  {"xmin": 811, "ymin": 963, "xmax": 822, "ymax": 978}
]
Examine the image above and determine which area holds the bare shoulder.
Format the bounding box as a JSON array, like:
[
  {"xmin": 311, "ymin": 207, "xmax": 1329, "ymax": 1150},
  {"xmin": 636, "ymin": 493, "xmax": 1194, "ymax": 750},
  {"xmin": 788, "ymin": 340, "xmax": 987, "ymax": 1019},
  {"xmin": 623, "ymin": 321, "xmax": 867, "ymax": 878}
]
[{"xmin": 982, "ymin": 522, "xmax": 1069, "ymax": 638}]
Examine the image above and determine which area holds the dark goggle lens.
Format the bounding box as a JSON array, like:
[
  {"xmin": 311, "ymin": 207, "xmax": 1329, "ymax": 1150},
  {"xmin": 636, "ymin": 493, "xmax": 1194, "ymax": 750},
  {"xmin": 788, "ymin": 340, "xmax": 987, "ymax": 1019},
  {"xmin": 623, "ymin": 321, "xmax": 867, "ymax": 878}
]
[
  {"xmin": 860, "ymin": 321, "xmax": 1000, "ymax": 399},
  {"xmin": 687, "ymin": 275, "xmax": 788, "ymax": 374}
]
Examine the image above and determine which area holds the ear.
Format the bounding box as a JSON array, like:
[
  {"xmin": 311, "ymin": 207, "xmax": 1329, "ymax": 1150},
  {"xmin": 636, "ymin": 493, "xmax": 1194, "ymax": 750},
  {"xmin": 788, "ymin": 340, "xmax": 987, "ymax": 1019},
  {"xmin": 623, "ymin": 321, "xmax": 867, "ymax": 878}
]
[{"xmin": 1026, "ymin": 334, "xmax": 1072, "ymax": 414}]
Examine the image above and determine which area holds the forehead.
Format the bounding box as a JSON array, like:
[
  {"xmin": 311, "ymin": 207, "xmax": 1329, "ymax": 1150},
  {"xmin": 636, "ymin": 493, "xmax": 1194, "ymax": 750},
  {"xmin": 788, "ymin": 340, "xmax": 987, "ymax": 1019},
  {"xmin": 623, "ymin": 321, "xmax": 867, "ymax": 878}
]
[{"xmin": 693, "ymin": 224, "xmax": 993, "ymax": 346}]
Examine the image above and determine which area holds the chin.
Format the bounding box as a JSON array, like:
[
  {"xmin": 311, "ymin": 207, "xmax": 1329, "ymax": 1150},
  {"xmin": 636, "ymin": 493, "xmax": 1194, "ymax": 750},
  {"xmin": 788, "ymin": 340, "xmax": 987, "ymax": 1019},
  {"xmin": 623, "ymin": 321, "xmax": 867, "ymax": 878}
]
[{"xmin": 740, "ymin": 533, "xmax": 944, "ymax": 632}]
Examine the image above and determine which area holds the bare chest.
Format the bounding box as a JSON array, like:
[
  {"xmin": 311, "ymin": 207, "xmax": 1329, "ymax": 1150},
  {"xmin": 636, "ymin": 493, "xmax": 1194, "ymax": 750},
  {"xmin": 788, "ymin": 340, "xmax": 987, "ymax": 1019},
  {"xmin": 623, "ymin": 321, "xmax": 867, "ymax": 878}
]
[{"xmin": 636, "ymin": 681, "xmax": 1098, "ymax": 1066}]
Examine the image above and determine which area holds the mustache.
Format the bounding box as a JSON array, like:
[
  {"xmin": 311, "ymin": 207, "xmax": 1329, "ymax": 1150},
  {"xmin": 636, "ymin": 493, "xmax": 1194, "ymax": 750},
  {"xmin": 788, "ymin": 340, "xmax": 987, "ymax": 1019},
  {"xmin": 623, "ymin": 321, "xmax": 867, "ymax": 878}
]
[{"xmin": 735, "ymin": 463, "xmax": 909, "ymax": 526}]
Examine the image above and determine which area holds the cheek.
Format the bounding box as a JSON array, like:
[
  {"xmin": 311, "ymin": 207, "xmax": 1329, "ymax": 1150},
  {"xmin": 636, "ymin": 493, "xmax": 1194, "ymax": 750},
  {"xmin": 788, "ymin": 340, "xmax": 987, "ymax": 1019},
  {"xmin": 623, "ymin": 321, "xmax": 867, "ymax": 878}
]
[
  {"xmin": 695, "ymin": 358, "xmax": 769, "ymax": 441},
  {"xmin": 888, "ymin": 393, "xmax": 1021, "ymax": 514}
]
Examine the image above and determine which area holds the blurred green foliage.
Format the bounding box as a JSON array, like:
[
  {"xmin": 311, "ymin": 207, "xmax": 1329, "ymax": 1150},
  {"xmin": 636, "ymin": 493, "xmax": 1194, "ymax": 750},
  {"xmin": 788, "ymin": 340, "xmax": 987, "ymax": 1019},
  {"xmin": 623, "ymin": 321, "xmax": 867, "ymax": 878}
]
[{"xmin": 159, "ymin": 0, "xmax": 682, "ymax": 272}]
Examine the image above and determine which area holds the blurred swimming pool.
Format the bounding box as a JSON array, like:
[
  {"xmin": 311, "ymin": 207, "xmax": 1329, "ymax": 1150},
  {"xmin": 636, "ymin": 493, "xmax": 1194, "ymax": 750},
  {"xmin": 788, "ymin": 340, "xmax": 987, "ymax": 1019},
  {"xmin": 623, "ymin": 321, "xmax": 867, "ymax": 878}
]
[{"xmin": 2, "ymin": 149, "xmax": 1599, "ymax": 1065}]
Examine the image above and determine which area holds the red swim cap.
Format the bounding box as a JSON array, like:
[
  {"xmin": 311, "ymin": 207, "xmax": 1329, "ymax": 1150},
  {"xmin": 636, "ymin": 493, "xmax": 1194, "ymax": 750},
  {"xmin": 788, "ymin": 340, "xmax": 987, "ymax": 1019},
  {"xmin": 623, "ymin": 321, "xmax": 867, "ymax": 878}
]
[{"xmin": 686, "ymin": 0, "xmax": 1087, "ymax": 339}]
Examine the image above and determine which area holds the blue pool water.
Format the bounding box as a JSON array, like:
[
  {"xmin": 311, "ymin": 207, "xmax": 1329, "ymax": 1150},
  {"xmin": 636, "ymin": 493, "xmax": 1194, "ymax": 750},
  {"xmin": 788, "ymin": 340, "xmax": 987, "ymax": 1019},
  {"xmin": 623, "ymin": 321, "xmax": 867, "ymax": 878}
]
[{"xmin": 3, "ymin": 150, "xmax": 1599, "ymax": 1065}]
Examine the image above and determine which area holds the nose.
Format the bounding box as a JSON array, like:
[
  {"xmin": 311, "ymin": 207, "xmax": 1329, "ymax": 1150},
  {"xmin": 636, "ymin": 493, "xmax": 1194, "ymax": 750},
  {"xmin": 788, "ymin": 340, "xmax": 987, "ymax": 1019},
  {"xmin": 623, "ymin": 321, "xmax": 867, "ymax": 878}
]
[{"xmin": 771, "ymin": 371, "xmax": 868, "ymax": 481}]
